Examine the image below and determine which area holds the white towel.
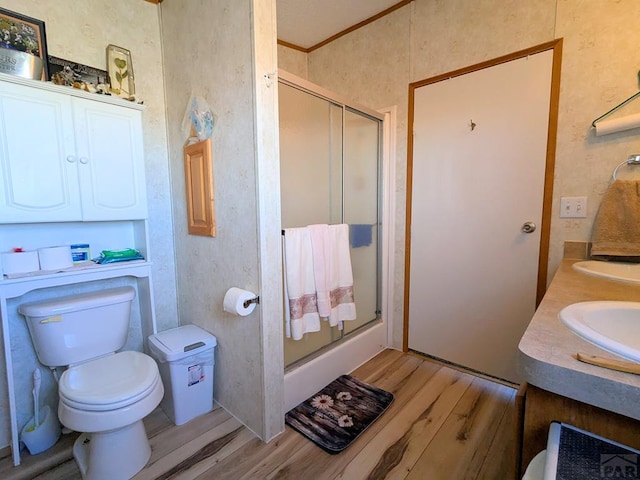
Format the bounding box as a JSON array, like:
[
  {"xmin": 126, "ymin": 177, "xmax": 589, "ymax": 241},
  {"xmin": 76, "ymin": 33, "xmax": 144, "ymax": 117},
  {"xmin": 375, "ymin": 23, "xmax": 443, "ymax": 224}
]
[
  {"xmin": 282, "ymin": 236, "xmax": 291, "ymax": 339},
  {"xmin": 308, "ymin": 223, "xmax": 357, "ymax": 327},
  {"xmin": 283, "ymin": 227, "xmax": 321, "ymax": 340},
  {"xmin": 308, "ymin": 224, "xmax": 331, "ymax": 317}
]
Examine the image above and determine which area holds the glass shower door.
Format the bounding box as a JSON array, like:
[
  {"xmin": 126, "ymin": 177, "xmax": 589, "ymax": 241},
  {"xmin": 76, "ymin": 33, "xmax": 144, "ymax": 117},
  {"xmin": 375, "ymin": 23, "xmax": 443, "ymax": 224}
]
[
  {"xmin": 279, "ymin": 81, "xmax": 382, "ymax": 368},
  {"xmin": 280, "ymin": 83, "xmax": 343, "ymax": 367},
  {"xmin": 342, "ymin": 109, "xmax": 381, "ymax": 335}
]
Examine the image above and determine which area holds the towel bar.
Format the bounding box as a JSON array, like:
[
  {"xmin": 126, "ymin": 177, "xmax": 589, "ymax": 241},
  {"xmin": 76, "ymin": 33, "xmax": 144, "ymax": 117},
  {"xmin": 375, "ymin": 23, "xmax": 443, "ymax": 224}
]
[{"xmin": 611, "ymin": 154, "xmax": 640, "ymax": 181}]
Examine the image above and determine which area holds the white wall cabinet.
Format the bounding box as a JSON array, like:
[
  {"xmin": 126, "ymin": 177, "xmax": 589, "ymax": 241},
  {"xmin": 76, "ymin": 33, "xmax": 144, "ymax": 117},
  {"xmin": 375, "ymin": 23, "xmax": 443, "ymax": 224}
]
[
  {"xmin": 0, "ymin": 73, "xmax": 156, "ymax": 467},
  {"xmin": 0, "ymin": 78, "xmax": 147, "ymax": 223}
]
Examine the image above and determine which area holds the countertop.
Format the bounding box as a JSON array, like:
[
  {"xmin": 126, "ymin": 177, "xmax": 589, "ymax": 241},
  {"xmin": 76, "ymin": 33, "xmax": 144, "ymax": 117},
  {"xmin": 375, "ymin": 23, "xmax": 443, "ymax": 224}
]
[{"xmin": 519, "ymin": 259, "xmax": 640, "ymax": 420}]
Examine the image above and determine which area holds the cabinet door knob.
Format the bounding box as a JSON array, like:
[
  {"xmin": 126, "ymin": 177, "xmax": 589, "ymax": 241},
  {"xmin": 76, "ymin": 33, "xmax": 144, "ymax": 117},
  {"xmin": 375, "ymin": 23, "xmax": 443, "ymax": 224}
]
[
  {"xmin": 79, "ymin": 157, "xmax": 89, "ymax": 164},
  {"xmin": 66, "ymin": 155, "xmax": 77, "ymax": 163}
]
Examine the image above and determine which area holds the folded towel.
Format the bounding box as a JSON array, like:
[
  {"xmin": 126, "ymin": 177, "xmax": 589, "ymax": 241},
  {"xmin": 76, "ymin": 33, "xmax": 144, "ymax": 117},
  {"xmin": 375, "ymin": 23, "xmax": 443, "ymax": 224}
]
[
  {"xmin": 309, "ymin": 223, "xmax": 357, "ymax": 327},
  {"xmin": 349, "ymin": 224, "xmax": 373, "ymax": 248},
  {"xmin": 283, "ymin": 227, "xmax": 321, "ymax": 340},
  {"xmin": 591, "ymin": 180, "xmax": 640, "ymax": 259}
]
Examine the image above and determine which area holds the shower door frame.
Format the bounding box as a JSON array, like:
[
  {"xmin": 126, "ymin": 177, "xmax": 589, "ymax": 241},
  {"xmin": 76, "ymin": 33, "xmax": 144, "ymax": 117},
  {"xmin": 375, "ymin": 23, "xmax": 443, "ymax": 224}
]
[{"xmin": 279, "ymin": 70, "xmax": 392, "ymax": 412}]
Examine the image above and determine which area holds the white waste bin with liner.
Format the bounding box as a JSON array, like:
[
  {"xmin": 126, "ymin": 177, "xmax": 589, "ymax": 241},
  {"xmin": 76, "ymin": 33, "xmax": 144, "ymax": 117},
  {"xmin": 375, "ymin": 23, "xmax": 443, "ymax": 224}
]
[{"xmin": 148, "ymin": 324, "xmax": 217, "ymax": 426}]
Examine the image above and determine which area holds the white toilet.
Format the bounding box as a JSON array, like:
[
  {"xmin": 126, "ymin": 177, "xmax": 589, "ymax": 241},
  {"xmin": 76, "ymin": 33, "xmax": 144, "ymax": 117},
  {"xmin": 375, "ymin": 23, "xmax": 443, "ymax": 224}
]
[{"xmin": 19, "ymin": 286, "xmax": 163, "ymax": 480}]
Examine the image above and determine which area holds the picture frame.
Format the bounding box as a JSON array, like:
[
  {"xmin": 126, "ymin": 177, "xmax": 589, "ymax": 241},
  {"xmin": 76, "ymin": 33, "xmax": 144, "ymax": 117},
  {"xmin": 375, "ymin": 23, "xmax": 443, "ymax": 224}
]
[
  {"xmin": 106, "ymin": 44, "xmax": 135, "ymax": 99},
  {"xmin": 0, "ymin": 7, "xmax": 48, "ymax": 80},
  {"xmin": 183, "ymin": 138, "xmax": 216, "ymax": 237},
  {"xmin": 48, "ymin": 56, "xmax": 109, "ymax": 86}
]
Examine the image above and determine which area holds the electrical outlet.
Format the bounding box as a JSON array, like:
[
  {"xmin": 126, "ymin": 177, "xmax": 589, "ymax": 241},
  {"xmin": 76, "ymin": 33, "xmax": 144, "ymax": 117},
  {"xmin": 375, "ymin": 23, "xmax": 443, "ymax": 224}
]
[{"xmin": 560, "ymin": 196, "xmax": 587, "ymax": 218}]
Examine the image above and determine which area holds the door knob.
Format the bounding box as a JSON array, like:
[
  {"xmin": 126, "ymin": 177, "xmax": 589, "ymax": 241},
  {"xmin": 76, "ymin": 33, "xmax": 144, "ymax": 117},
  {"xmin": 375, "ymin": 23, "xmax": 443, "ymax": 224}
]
[{"xmin": 522, "ymin": 221, "xmax": 536, "ymax": 234}]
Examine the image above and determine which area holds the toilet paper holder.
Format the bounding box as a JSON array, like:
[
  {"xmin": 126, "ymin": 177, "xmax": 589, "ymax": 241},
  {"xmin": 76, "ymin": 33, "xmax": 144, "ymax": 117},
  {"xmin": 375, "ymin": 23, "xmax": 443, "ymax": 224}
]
[{"xmin": 243, "ymin": 296, "xmax": 260, "ymax": 309}]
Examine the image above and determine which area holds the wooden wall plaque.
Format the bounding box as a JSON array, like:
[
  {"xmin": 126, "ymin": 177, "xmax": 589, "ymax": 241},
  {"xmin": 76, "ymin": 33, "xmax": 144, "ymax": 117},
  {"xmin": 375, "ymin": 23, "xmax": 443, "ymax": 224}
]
[{"xmin": 183, "ymin": 138, "xmax": 215, "ymax": 237}]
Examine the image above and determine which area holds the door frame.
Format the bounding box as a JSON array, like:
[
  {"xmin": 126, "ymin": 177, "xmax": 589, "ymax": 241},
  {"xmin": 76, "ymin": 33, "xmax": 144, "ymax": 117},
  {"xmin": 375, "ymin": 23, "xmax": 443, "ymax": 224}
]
[{"xmin": 402, "ymin": 39, "xmax": 563, "ymax": 351}]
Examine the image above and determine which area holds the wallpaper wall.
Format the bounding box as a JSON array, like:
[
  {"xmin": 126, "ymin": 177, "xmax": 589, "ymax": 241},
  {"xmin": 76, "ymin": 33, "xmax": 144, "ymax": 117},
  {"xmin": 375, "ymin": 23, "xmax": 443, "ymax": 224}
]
[
  {"xmin": 160, "ymin": 0, "xmax": 283, "ymax": 440},
  {"xmin": 280, "ymin": 0, "xmax": 640, "ymax": 349}
]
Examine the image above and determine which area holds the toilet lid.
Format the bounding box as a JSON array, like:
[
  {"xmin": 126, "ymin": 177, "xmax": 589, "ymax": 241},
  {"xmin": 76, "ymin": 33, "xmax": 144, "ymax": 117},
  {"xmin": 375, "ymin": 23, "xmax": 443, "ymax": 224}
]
[{"xmin": 59, "ymin": 351, "xmax": 160, "ymax": 411}]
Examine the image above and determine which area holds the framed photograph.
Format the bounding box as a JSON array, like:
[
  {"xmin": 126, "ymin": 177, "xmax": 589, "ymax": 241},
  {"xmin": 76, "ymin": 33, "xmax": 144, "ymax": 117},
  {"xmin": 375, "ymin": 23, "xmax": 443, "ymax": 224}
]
[
  {"xmin": 0, "ymin": 7, "xmax": 48, "ymax": 80},
  {"xmin": 48, "ymin": 56, "xmax": 109, "ymax": 85},
  {"xmin": 106, "ymin": 44, "xmax": 135, "ymax": 99}
]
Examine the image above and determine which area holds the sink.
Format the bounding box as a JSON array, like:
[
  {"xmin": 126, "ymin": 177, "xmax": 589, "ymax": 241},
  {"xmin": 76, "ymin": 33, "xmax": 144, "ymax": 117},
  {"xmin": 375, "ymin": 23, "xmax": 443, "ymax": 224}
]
[
  {"xmin": 572, "ymin": 260, "xmax": 640, "ymax": 284},
  {"xmin": 559, "ymin": 301, "xmax": 640, "ymax": 362}
]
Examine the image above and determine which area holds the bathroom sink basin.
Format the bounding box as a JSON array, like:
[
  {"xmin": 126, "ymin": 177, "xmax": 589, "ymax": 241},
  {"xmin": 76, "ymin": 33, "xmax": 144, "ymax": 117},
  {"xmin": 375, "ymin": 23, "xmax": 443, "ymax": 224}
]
[
  {"xmin": 559, "ymin": 301, "xmax": 640, "ymax": 362},
  {"xmin": 572, "ymin": 260, "xmax": 640, "ymax": 284}
]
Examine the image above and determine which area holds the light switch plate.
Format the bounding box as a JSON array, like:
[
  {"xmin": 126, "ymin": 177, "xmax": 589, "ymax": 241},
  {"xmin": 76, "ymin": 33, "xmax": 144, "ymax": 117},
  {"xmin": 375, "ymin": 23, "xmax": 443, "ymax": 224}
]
[{"xmin": 560, "ymin": 196, "xmax": 587, "ymax": 218}]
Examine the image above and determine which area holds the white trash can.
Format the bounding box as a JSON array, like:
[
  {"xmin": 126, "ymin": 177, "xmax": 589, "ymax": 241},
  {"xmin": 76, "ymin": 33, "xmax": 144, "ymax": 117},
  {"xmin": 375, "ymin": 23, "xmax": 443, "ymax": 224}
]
[{"xmin": 148, "ymin": 324, "xmax": 217, "ymax": 426}]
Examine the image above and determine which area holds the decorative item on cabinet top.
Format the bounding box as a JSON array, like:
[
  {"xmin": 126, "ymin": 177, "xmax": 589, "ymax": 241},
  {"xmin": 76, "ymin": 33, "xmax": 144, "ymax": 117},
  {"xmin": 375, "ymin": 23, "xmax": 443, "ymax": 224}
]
[
  {"xmin": 0, "ymin": 7, "xmax": 48, "ymax": 81},
  {"xmin": 48, "ymin": 55, "xmax": 110, "ymax": 94},
  {"xmin": 48, "ymin": 46, "xmax": 141, "ymax": 103},
  {"xmin": 106, "ymin": 44, "xmax": 136, "ymax": 101}
]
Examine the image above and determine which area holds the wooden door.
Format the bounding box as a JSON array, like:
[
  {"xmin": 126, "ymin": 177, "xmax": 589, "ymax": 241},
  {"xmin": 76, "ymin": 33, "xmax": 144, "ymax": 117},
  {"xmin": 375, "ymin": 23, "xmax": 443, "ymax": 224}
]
[{"xmin": 406, "ymin": 42, "xmax": 560, "ymax": 383}]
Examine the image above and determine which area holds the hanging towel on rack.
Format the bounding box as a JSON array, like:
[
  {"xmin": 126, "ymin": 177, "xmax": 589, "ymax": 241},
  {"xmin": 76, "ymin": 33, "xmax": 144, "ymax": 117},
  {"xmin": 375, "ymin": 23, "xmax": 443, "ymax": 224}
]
[
  {"xmin": 591, "ymin": 180, "xmax": 640, "ymax": 260},
  {"xmin": 308, "ymin": 224, "xmax": 357, "ymax": 327},
  {"xmin": 283, "ymin": 227, "xmax": 321, "ymax": 340},
  {"xmin": 349, "ymin": 223, "xmax": 373, "ymax": 248}
]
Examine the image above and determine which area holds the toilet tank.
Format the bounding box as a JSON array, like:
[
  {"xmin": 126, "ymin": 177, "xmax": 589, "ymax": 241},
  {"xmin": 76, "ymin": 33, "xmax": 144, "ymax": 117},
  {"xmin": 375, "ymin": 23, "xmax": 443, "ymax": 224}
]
[{"xmin": 18, "ymin": 286, "xmax": 136, "ymax": 367}]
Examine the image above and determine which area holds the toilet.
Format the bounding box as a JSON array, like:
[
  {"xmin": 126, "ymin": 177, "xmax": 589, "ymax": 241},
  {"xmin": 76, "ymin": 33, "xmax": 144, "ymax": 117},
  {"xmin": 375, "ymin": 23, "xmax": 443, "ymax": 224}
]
[{"xmin": 19, "ymin": 286, "xmax": 163, "ymax": 480}]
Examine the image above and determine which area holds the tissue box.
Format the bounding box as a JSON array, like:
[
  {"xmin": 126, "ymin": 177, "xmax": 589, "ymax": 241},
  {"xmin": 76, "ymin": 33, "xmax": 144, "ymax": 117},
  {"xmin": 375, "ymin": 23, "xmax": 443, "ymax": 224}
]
[{"xmin": 1, "ymin": 251, "xmax": 39, "ymax": 275}]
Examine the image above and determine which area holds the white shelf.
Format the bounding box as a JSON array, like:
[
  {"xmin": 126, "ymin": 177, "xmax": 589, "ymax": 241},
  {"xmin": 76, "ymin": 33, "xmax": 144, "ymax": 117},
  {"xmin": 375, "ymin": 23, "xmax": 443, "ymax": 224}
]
[{"xmin": 0, "ymin": 261, "xmax": 152, "ymax": 298}]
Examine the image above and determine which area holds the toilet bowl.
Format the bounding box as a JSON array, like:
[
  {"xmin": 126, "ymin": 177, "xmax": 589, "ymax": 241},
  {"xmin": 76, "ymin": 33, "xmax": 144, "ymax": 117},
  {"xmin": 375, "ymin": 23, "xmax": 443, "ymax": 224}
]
[
  {"xmin": 58, "ymin": 351, "xmax": 161, "ymax": 430},
  {"xmin": 59, "ymin": 352, "xmax": 163, "ymax": 479},
  {"xmin": 19, "ymin": 287, "xmax": 163, "ymax": 480}
]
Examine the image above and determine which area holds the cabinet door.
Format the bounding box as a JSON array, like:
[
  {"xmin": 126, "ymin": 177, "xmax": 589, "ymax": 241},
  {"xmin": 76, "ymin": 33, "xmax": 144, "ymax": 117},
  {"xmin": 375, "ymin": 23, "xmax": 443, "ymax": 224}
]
[
  {"xmin": 72, "ymin": 98, "xmax": 147, "ymax": 220},
  {"xmin": 0, "ymin": 82, "xmax": 82, "ymax": 222}
]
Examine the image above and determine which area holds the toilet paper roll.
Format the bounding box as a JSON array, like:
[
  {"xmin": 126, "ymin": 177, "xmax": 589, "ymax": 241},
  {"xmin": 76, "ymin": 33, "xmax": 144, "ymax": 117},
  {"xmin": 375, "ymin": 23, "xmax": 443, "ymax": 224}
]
[
  {"xmin": 38, "ymin": 246, "xmax": 73, "ymax": 271},
  {"xmin": 223, "ymin": 287, "xmax": 257, "ymax": 316}
]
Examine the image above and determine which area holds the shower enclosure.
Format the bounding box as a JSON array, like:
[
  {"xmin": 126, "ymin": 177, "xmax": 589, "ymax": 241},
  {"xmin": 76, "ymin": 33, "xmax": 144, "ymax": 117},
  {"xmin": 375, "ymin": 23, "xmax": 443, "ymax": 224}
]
[{"xmin": 278, "ymin": 71, "xmax": 384, "ymax": 369}]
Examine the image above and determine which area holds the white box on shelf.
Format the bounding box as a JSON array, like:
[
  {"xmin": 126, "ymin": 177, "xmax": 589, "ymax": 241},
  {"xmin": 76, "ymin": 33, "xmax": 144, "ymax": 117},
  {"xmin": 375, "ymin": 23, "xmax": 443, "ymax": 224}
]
[{"xmin": 1, "ymin": 251, "xmax": 39, "ymax": 275}]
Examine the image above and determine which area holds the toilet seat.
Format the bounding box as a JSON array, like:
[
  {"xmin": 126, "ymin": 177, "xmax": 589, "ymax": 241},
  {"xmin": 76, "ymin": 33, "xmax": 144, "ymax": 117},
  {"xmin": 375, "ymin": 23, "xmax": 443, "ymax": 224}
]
[
  {"xmin": 59, "ymin": 351, "xmax": 160, "ymax": 411},
  {"xmin": 58, "ymin": 371, "xmax": 163, "ymax": 434}
]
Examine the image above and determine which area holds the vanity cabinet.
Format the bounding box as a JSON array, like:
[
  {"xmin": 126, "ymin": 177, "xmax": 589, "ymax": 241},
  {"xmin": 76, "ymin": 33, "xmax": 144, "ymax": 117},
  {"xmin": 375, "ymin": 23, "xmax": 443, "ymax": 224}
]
[
  {"xmin": 0, "ymin": 73, "xmax": 156, "ymax": 467},
  {"xmin": 518, "ymin": 258, "xmax": 640, "ymax": 477},
  {"xmin": 0, "ymin": 78, "xmax": 147, "ymax": 223},
  {"xmin": 519, "ymin": 384, "xmax": 640, "ymax": 477}
]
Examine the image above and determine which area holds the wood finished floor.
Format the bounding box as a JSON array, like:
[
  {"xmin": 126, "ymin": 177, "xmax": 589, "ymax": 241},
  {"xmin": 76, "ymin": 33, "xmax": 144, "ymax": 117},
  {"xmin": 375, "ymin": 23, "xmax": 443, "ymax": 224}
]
[{"xmin": 1, "ymin": 349, "xmax": 517, "ymax": 480}]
